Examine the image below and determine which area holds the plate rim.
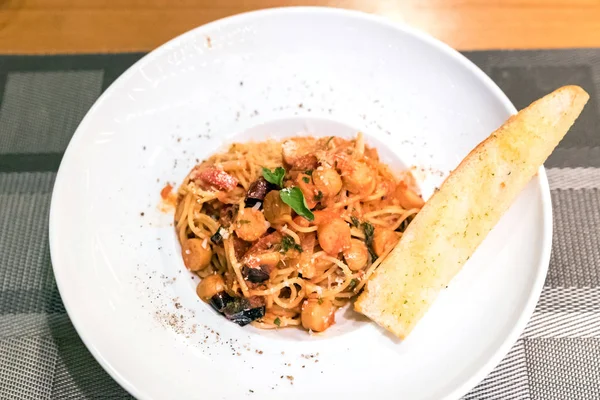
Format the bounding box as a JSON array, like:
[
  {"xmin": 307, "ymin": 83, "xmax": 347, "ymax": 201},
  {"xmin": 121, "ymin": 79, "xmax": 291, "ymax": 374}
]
[{"xmin": 48, "ymin": 6, "xmax": 552, "ymax": 399}]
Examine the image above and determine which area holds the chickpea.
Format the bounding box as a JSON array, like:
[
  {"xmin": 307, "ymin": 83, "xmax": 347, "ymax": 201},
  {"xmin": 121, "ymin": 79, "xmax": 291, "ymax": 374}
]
[
  {"xmin": 313, "ymin": 167, "xmax": 343, "ymax": 198},
  {"xmin": 317, "ymin": 217, "xmax": 351, "ymax": 255},
  {"xmin": 235, "ymin": 208, "xmax": 268, "ymax": 241},
  {"xmin": 372, "ymin": 228, "xmax": 400, "ymax": 257},
  {"xmin": 263, "ymin": 191, "xmax": 291, "ymax": 224},
  {"xmin": 182, "ymin": 238, "xmax": 212, "ymax": 271},
  {"xmin": 395, "ymin": 183, "xmax": 425, "ymax": 209},
  {"xmin": 196, "ymin": 274, "xmax": 225, "ymax": 301},
  {"xmin": 342, "ymin": 161, "xmax": 373, "ymax": 194},
  {"xmin": 343, "ymin": 239, "xmax": 369, "ymax": 271},
  {"xmin": 301, "ymin": 298, "xmax": 336, "ymax": 332}
]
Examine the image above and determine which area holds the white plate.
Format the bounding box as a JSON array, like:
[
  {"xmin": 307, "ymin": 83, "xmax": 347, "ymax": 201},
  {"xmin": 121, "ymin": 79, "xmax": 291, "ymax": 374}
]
[{"xmin": 49, "ymin": 7, "xmax": 551, "ymax": 400}]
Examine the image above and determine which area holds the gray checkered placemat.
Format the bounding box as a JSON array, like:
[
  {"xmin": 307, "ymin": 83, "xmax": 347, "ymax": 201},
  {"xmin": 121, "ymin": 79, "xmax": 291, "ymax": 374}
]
[{"xmin": 0, "ymin": 50, "xmax": 598, "ymax": 399}]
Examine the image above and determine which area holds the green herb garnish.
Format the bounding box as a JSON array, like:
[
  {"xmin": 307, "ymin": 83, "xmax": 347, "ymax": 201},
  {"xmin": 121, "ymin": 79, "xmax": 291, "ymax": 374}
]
[
  {"xmin": 237, "ymin": 219, "xmax": 250, "ymax": 225},
  {"xmin": 350, "ymin": 216, "xmax": 360, "ymax": 228},
  {"xmin": 261, "ymin": 166, "xmax": 285, "ymax": 187},
  {"xmin": 281, "ymin": 235, "xmax": 302, "ymax": 253},
  {"xmin": 326, "ymin": 136, "xmax": 334, "ymax": 147},
  {"xmin": 302, "ymin": 176, "xmax": 310, "ymax": 183},
  {"xmin": 361, "ymin": 222, "xmax": 377, "ymax": 260},
  {"xmin": 274, "ymin": 317, "xmax": 281, "ymax": 327},
  {"xmin": 317, "ymin": 298, "xmax": 323, "ymax": 305},
  {"xmin": 314, "ymin": 190, "xmax": 323, "ymax": 201},
  {"xmin": 279, "ymin": 187, "xmax": 314, "ymax": 221},
  {"xmin": 304, "ymin": 169, "xmax": 313, "ymax": 176},
  {"xmin": 361, "ymin": 222, "xmax": 375, "ymax": 244}
]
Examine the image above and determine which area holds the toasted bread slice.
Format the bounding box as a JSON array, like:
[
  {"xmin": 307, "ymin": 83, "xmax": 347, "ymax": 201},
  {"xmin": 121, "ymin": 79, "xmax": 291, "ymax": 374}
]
[{"xmin": 354, "ymin": 86, "xmax": 589, "ymax": 339}]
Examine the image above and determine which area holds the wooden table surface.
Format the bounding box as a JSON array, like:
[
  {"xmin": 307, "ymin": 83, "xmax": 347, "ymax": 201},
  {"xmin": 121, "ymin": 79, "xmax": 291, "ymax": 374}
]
[{"xmin": 1, "ymin": 0, "xmax": 599, "ymax": 53}]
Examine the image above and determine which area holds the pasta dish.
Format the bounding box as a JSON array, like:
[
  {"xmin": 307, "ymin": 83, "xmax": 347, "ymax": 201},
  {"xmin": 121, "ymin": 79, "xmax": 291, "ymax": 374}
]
[{"xmin": 174, "ymin": 133, "xmax": 423, "ymax": 332}]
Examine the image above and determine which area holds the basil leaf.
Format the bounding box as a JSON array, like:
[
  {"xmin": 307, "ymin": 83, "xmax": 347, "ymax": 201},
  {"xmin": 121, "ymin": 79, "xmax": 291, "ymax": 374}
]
[
  {"xmin": 261, "ymin": 166, "xmax": 285, "ymax": 187},
  {"xmin": 279, "ymin": 187, "xmax": 314, "ymax": 221}
]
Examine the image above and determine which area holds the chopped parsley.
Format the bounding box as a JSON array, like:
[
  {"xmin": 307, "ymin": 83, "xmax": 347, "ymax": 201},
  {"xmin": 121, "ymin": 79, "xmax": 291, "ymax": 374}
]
[
  {"xmin": 302, "ymin": 176, "xmax": 310, "ymax": 183},
  {"xmin": 304, "ymin": 169, "xmax": 313, "ymax": 176},
  {"xmin": 326, "ymin": 136, "xmax": 334, "ymax": 147},
  {"xmin": 237, "ymin": 219, "xmax": 250, "ymax": 225},
  {"xmin": 274, "ymin": 317, "xmax": 281, "ymax": 327},
  {"xmin": 261, "ymin": 166, "xmax": 285, "ymax": 187},
  {"xmin": 350, "ymin": 216, "xmax": 360, "ymax": 228},
  {"xmin": 317, "ymin": 298, "xmax": 324, "ymax": 305},
  {"xmin": 314, "ymin": 190, "xmax": 323, "ymax": 201},
  {"xmin": 281, "ymin": 235, "xmax": 302, "ymax": 253}
]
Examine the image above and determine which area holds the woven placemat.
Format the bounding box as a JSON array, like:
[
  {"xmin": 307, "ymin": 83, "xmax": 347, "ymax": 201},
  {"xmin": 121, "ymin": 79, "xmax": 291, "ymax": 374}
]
[{"xmin": 0, "ymin": 50, "xmax": 598, "ymax": 399}]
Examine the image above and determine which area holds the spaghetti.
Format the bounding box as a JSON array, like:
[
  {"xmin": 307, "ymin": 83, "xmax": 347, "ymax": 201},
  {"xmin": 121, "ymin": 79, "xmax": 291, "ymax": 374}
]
[{"xmin": 174, "ymin": 133, "xmax": 423, "ymax": 332}]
